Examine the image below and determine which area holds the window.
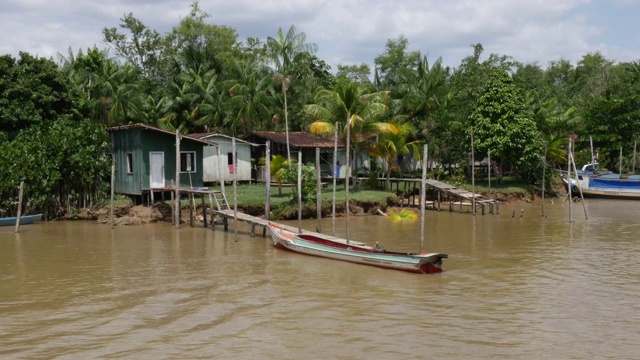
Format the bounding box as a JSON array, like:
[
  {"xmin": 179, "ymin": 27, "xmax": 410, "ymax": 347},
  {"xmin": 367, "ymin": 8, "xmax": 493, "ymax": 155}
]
[
  {"xmin": 227, "ymin": 152, "xmax": 238, "ymax": 173},
  {"xmin": 126, "ymin": 153, "xmax": 134, "ymax": 174},
  {"xmin": 180, "ymin": 152, "xmax": 196, "ymax": 173}
]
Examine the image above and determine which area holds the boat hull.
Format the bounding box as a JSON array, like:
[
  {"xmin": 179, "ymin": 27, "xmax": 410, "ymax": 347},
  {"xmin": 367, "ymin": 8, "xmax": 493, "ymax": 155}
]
[
  {"xmin": 268, "ymin": 222, "xmax": 446, "ymax": 274},
  {"xmin": 564, "ymin": 170, "xmax": 640, "ymax": 200},
  {"xmin": 0, "ymin": 214, "xmax": 43, "ymax": 226}
]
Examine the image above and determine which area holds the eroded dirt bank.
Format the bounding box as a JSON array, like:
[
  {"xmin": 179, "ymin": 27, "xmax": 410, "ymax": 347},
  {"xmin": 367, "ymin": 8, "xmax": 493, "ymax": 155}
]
[{"xmin": 70, "ymin": 189, "xmax": 532, "ymax": 226}]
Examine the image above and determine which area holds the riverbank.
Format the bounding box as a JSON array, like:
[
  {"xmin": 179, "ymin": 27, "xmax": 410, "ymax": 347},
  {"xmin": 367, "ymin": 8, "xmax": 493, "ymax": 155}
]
[{"xmin": 69, "ymin": 187, "xmax": 539, "ymax": 226}]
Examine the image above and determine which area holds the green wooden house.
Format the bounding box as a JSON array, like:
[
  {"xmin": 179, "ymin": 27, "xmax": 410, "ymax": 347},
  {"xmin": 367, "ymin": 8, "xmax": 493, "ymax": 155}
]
[{"xmin": 108, "ymin": 124, "xmax": 214, "ymax": 197}]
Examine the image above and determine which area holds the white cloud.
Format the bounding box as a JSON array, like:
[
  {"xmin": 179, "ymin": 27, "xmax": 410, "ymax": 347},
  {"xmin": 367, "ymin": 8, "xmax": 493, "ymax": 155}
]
[{"xmin": 1, "ymin": 0, "xmax": 639, "ymax": 72}]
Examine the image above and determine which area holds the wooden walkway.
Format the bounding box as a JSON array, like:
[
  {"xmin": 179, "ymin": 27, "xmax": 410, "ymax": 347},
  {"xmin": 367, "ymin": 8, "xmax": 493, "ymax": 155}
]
[
  {"xmin": 153, "ymin": 177, "xmax": 499, "ymax": 235},
  {"xmin": 424, "ymin": 179, "xmax": 500, "ymax": 215},
  {"xmin": 373, "ymin": 177, "xmax": 500, "ymax": 215},
  {"xmin": 211, "ymin": 209, "xmax": 269, "ymax": 236},
  {"xmin": 211, "ymin": 209, "xmax": 370, "ymax": 246}
]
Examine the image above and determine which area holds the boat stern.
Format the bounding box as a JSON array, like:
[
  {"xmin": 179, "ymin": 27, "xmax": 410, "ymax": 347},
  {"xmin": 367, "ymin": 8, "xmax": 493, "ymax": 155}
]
[{"xmin": 417, "ymin": 253, "xmax": 448, "ymax": 274}]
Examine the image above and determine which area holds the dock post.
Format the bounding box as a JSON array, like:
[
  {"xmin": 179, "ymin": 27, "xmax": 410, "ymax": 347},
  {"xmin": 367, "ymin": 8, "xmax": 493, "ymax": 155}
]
[
  {"xmin": 189, "ymin": 194, "xmax": 194, "ymax": 227},
  {"xmin": 223, "ymin": 217, "xmax": 228, "ymax": 231},
  {"xmin": 208, "ymin": 193, "xmax": 215, "ymax": 231},
  {"xmin": 171, "ymin": 190, "xmax": 175, "ymax": 224},
  {"xmin": 201, "ymin": 196, "xmax": 208, "ymax": 228},
  {"xmin": 265, "ymin": 141, "xmax": 271, "ymax": 222},
  {"xmin": 316, "ymin": 147, "xmax": 321, "ymax": 233},
  {"xmin": 174, "ymin": 130, "xmax": 180, "ymax": 229},
  {"xmin": 14, "ymin": 181, "xmax": 24, "ymax": 233},
  {"xmin": 251, "ymin": 223, "xmax": 256, "ymax": 237}
]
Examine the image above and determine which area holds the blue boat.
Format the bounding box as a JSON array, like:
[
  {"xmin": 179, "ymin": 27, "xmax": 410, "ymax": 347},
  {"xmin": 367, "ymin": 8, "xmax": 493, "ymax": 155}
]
[
  {"xmin": 0, "ymin": 213, "xmax": 43, "ymax": 226},
  {"xmin": 564, "ymin": 162, "xmax": 640, "ymax": 200}
]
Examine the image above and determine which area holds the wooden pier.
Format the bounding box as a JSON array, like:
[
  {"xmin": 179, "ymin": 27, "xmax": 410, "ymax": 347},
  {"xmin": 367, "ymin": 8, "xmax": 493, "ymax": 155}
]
[
  {"xmin": 374, "ymin": 178, "xmax": 500, "ymax": 215},
  {"xmin": 210, "ymin": 209, "xmax": 373, "ymax": 247},
  {"xmin": 146, "ymin": 175, "xmax": 499, "ymax": 238},
  {"xmin": 211, "ymin": 209, "xmax": 269, "ymax": 237},
  {"xmin": 425, "ymin": 179, "xmax": 500, "ymax": 215}
]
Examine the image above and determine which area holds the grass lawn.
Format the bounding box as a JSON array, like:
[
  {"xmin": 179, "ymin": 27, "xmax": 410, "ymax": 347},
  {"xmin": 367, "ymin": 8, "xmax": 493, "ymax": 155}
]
[{"xmin": 210, "ymin": 182, "xmax": 399, "ymax": 208}]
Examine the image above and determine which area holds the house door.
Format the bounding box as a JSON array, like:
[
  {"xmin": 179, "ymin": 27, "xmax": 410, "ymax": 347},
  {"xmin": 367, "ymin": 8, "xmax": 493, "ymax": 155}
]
[{"xmin": 149, "ymin": 152, "xmax": 165, "ymax": 188}]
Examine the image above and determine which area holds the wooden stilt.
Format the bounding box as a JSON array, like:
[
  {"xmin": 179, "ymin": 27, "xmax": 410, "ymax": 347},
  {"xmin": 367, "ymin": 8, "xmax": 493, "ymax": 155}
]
[
  {"xmin": 170, "ymin": 190, "xmax": 175, "ymax": 224},
  {"xmin": 14, "ymin": 181, "xmax": 24, "ymax": 233},
  {"xmin": 201, "ymin": 196, "xmax": 207, "ymax": 228},
  {"xmin": 189, "ymin": 194, "xmax": 194, "ymax": 227},
  {"xmin": 209, "ymin": 193, "xmax": 215, "ymax": 231}
]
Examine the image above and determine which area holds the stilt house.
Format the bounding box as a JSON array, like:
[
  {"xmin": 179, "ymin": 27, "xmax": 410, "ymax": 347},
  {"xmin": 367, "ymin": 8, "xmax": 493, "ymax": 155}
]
[{"xmin": 108, "ymin": 124, "xmax": 214, "ymax": 198}]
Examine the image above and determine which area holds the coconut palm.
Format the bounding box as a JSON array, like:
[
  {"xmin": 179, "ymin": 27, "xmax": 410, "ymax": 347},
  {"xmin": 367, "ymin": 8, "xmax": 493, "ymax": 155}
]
[
  {"xmin": 305, "ymin": 78, "xmax": 396, "ymax": 171},
  {"xmin": 225, "ymin": 58, "xmax": 275, "ymax": 136},
  {"xmin": 267, "ymin": 25, "xmax": 317, "ymax": 162},
  {"xmin": 371, "ymin": 120, "xmax": 421, "ymax": 190},
  {"xmin": 270, "ymin": 154, "xmax": 290, "ymax": 195},
  {"xmin": 160, "ymin": 65, "xmax": 225, "ymax": 133}
]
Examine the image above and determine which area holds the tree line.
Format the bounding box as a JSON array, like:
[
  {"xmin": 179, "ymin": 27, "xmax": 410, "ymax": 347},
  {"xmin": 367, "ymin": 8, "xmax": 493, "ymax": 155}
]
[{"xmin": 2, "ymin": 1, "xmax": 640, "ymax": 217}]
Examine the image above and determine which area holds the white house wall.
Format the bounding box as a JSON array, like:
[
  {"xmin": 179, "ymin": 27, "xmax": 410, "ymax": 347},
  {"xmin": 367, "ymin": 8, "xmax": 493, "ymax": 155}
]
[
  {"xmin": 202, "ymin": 137, "xmax": 253, "ymax": 182},
  {"xmin": 329, "ymin": 150, "xmax": 371, "ymax": 178}
]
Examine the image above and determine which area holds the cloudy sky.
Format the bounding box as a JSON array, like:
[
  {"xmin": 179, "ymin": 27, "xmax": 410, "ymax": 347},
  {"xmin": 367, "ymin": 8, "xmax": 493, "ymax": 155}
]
[{"xmin": 2, "ymin": 0, "xmax": 640, "ymax": 72}]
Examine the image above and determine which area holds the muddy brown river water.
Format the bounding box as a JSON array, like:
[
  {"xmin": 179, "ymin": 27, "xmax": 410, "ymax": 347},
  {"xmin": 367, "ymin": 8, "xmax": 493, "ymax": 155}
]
[{"xmin": 1, "ymin": 199, "xmax": 639, "ymax": 359}]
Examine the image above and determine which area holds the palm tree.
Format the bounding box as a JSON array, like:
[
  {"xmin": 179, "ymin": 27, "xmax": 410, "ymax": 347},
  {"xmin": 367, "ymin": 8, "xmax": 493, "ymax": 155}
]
[
  {"xmin": 161, "ymin": 65, "xmax": 225, "ymax": 133},
  {"xmin": 98, "ymin": 63, "xmax": 141, "ymax": 126},
  {"xmin": 400, "ymin": 54, "xmax": 450, "ymax": 166},
  {"xmin": 304, "ymin": 78, "xmax": 393, "ymax": 241},
  {"xmin": 225, "ymin": 58, "xmax": 275, "ymax": 136},
  {"xmin": 273, "ymin": 73, "xmax": 293, "ymax": 161},
  {"xmin": 267, "ymin": 25, "xmax": 317, "ymax": 162},
  {"xmin": 305, "ymin": 79, "xmax": 396, "ymax": 171},
  {"xmin": 371, "ymin": 120, "xmax": 420, "ymax": 190},
  {"xmin": 266, "ymin": 25, "xmax": 317, "ymax": 74},
  {"xmin": 270, "ymin": 154, "xmax": 290, "ymax": 195}
]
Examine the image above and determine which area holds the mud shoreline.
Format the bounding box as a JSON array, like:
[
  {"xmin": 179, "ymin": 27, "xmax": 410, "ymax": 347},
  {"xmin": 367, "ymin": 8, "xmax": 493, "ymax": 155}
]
[{"xmin": 69, "ymin": 189, "xmax": 533, "ymax": 226}]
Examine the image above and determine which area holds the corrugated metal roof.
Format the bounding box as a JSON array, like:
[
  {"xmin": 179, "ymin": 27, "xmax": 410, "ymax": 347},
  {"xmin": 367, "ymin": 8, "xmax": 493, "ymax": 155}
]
[
  {"xmin": 107, "ymin": 123, "xmax": 215, "ymax": 146},
  {"xmin": 251, "ymin": 131, "xmax": 345, "ymax": 148},
  {"xmin": 190, "ymin": 132, "xmax": 258, "ymax": 146}
]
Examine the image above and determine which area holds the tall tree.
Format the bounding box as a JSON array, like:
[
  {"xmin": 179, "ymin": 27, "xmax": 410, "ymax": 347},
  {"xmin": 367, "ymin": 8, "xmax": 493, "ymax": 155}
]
[
  {"xmin": 374, "ymin": 35, "xmax": 420, "ymax": 88},
  {"xmin": 337, "ymin": 63, "xmax": 372, "ymax": 84},
  {"xmin": 164, "ymin": 1, "xmax": 240, "ymax": 75},
  {"xmin": 469, "ymin": 68, "xmax": 542, "ymax": 183},
  {"xmin": 102, "ymin": 13, "xmax": 164, "ymax": 79},
  {"xmin": 0, "ymin": 53, "xmax": 78, "ymax": 139},
  {"xmin": 266, "ymin": 25, "xmax": 318, "ymax": 162}
]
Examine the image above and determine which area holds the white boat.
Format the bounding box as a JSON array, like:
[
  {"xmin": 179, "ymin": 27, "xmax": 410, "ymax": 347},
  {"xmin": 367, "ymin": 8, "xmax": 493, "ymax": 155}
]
[{"xmin": 564, "ymin": 162, "xmax": 640, "ymax": 200}]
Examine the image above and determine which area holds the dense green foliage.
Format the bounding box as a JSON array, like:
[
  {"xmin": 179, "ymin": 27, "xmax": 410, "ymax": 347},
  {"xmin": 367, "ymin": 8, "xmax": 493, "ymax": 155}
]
[
  {"xmin": 0, "ymin": 53, "xmax": 109, "ymax": 217},
  {"xmin": 470, "ymin": 69, "xmax": 542, "ymax": 183},
  {"xmin": 276, "ymin": 163, "xmax": 318, "ymax": 202},
  {"xmin": 4, "ymin": 0, "xmax": 640, "ymax": 216}
]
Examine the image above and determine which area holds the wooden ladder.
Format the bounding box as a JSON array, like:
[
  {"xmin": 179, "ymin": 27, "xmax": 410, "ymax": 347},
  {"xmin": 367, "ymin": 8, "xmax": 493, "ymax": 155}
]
[{"xmin": 212, "ymin": 191, "xmax": 231, "ymax": 211}]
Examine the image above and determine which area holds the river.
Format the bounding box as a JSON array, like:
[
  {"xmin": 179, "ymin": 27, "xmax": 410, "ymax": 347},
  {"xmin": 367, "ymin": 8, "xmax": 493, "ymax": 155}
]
[{"xmin": 1, "ymin": 199, "xmax": 639, "ymax": 359}]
